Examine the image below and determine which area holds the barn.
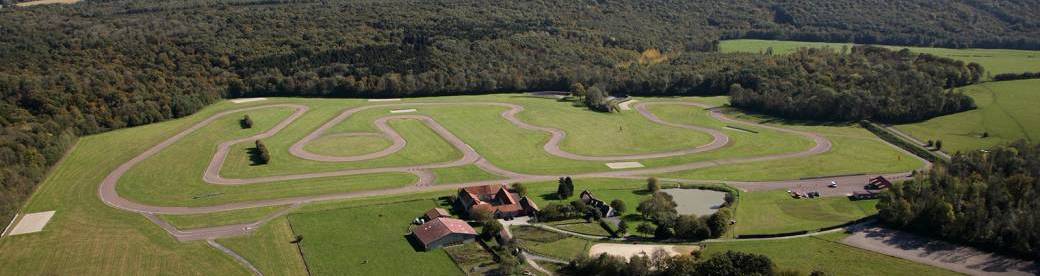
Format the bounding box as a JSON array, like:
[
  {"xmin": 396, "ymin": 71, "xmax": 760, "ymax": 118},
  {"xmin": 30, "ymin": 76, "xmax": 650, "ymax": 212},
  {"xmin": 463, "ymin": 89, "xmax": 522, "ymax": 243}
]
[{"xmin": 411, "ymin": 217, "xmax": 477, "ymax": 250}]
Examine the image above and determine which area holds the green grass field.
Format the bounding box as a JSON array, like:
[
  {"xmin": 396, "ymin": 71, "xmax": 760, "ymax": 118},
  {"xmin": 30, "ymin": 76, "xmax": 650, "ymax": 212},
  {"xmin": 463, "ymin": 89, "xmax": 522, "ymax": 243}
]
[
  {"xmin": 895, "ymin": 79, "xmax": 1040, "ymax": 154},
  {"xmin": 288, "ymin": 200, "xmax": 462, "ymax": 275},
  {"xmin": 302, "ymin": 134, "xmax": 393, "ymax": 157},
  {"xmin": 658, "ymin": 99, "xmax": 924, "ymax": 181},
  {"xmin": 703, "ymin": 232, "xmax": 956, "ymax": 275},
  {"xmin": 513, "ymin": 225, "xmax": 593, "ymax": 260},
  {"xmin": 546, "ymin": 219, "xmax": 612, "ymax": 237},
  {"xmin": 733, "ymin": 191, "xmax": 878, "ymax": 235},
  {"xmin": 219, "ymin": 217, "xmax": 308, "ymax": 276},
  {"xmin": 0, "ymin": 100, "xmax": 268, "ymax": 275},
  {"xmin": 722, "ymin": 39, "xmax": 1040, "ymax": 76}
]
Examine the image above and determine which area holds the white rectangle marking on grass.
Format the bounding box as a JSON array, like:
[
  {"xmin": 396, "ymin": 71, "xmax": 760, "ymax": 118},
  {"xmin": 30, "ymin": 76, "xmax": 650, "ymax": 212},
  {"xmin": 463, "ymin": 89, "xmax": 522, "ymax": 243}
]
[
  {"xmin": 229, "ymin": 98, "xmax": 268, "ymax": 103},
  {"xmin": 605, "ymin": 162, "xmax": 645, "ymax": 169},
  {"xmin": 368, "ymin": 98, "xmax": 401, "ymax": 102},
  {"xmin": 390, "ymin": 109, "xmax": 417, "ymax": 114},
  {"xmin": 8, "ymin": 211, "xmax": 55, "ymax": 236}
]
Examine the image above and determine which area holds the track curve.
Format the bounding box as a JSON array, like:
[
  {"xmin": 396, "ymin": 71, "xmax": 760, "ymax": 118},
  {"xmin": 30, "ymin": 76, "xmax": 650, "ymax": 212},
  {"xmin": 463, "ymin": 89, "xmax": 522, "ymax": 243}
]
[{"xmin": 92, "ymin": 98, "xmax": 930, "ymax": 243}]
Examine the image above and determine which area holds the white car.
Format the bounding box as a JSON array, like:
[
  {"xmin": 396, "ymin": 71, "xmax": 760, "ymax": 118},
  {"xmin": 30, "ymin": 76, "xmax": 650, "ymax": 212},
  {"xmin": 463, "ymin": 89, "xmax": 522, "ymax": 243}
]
[{"xmin": 828, "ymin": 181, "xmax": 838, "ymax": 188}]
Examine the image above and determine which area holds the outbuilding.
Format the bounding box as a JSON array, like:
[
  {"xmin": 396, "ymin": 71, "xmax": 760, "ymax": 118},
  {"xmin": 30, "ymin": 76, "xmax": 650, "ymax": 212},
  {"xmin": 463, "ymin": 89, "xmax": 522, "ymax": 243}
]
[{"xmin": 411, "ymin": 217, "xmax": 477, "ymax": 250}]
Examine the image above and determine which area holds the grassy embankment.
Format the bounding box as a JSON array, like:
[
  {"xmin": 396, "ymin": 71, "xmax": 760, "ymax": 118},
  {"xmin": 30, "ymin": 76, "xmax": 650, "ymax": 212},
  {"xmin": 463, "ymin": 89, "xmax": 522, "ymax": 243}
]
[{"xmin": 895, "ymin": 79, "xmax": 1040, "ymax": 154}]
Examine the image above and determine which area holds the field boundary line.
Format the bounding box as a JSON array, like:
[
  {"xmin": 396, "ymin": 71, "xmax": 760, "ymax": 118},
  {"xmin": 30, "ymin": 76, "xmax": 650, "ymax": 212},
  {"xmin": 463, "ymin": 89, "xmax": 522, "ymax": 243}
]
[
  {"xmin": 207, "ymin": 239, "xmax": 263, "ymax": 276},
  {"xmin": 285, "ymin": 216, "xmax": 313, "ymax": 276}
]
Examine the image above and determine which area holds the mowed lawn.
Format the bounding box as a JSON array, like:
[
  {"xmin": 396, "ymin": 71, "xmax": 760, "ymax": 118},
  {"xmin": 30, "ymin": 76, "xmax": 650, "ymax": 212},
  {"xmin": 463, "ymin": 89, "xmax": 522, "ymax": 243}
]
[
  {"xmin": 513, "ymin": 225, "xmax": 593, "ymax": 260},
  {"xmin": 703, "ymin": 232, "xmax": 956, "ymax": 275},
  {"xmin": 302, "ymin": 134, "xmax": 393, "ymax": 157},
  {"xmin": 895, "ymin": 79, "xmax": 1040, "ymax": 154},
  {"xmin": 115, "ymin": 101, "xmax": 419, "ymax": 206},
  {"xmin": 656, "ymin": 98, "xmax": 924, "ymax": 181},
  {"xmin": 219, "ymin": 217, "xmax": 308, "ymax": 276},
  {"xmin": 512, "ymin": 96, "xmax": 714, "ymax": 156},
  {"xmin": 733, "ymin": 191, "xmax": 878, "ymax": 235},
  {"xmin": 722, "ymin": 39, "xmax": 1040, "ymax": 76},
  {"xmin": 0, "ymin": 100, "xmax": 274, "ymax": 275},
  {"xmin": 288, "ymin": 200, "xmax": 462, "ymax": 276}
]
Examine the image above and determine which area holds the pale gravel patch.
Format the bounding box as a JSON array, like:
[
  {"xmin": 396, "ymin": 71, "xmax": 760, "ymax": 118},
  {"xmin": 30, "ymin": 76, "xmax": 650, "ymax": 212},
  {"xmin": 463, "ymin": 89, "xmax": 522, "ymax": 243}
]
[
  {"xmin": 605, "ymin": 162, "xmax": 645, "ymax": 169},
  {"xmin": 229, "ymin": 98, "xmax": 268, "ymax": 104},
  {"xmin": 588, "ymin": 243, "xmax": 698, "ymax": 260},
  {"xmin": 618, "ymin": 99, "xmax": 639, "ymax": 111},
  {"xmin": 389, "ymin": 109, "xmax": 417, "ymax": 113},
  {"xmin": 8, "ymin": 211, "xmax": 55, "ymax": 235},
  {"xmin": 367, "ymin": 98, "xmax": 401, "ymax": 102}
]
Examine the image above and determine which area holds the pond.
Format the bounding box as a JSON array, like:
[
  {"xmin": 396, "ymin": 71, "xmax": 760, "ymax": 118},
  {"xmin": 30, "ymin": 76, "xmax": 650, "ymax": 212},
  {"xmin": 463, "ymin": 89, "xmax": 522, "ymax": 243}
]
[{"xmin": 661, "ymin": 188, "xmax": 728, "ymax": 216}]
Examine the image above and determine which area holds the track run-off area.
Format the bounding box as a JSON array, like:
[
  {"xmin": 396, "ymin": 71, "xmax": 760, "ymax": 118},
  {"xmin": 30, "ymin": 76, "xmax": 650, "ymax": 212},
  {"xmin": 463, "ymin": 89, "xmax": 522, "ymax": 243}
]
[{"xmin": 96, "ymin": 97, "xmax": 927, "ymax": 241}]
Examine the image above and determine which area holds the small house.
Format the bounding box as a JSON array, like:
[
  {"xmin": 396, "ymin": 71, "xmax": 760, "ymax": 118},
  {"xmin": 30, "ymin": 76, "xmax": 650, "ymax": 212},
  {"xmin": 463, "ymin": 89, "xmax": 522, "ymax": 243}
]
[{"xmin": 579, "ymin": 190, "xmax": 617, "ymax": 217}]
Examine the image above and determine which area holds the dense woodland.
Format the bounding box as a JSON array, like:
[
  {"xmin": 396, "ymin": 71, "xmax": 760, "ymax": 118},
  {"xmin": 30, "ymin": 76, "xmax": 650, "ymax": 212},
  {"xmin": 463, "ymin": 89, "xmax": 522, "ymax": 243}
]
[
  {"xmin": 730, "ymin": 46, "xmax": 982, "ymax": 123},
  {"xmin": 878, "ymin": 141, "xmax": 1040, "ymax": 260},
  {"xmin": 1, "ymin": 0, "xmax": 1039, "ymax": 229}
]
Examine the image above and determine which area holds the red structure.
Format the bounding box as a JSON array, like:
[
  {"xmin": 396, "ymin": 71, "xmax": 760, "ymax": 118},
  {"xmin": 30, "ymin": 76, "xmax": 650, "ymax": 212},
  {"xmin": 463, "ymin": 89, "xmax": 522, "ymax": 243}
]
[
  {"xmin": 867, "ymin": 176, "xmax": 893, "ymax": 190},
  {"xmin": 411, "ymin": 217, "xmax": 477, "ymax": 250},
  {"xmin": 456, "ymin": 184, "xmax": 539, "ymax": 219}
]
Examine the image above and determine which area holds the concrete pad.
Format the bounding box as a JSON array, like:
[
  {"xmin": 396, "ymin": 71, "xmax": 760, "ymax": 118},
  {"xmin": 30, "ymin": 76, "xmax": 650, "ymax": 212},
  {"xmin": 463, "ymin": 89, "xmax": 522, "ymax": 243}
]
[
  {"xmin": 605, "ymin": 162, "xmax": 644, "ymax": 169},
  {"xmin": 589, "ymin": 243, "xmax": 698, "ymax": 260},
  {"xmin": 390, "ymin": 109, "xmax": 417, "ymax": 114},
  {"xmin": 368, "ymin": 98, "xmax": 401, "ymax": 102},
  {"xmin": 229, "ymin": 98, "xmax": 267, "ymax": 103},
  {"xmin": 618, "ymin": 100, "xmax": 639, "ymax": 111},
  {"xmin": 8, "ymin": 211, "xmax": 55, "ymax": 236}
]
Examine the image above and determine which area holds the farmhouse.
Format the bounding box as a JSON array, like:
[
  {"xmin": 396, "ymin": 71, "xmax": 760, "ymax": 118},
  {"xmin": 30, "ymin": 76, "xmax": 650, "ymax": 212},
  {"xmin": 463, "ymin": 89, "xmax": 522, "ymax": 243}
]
[
  {"xmin": 457, "ymin": 184, "xmax": 539, "ymax": 219},
  {"xmin": 411, "ymin": 217, "xmax": 477, "ymax": 250},
  {"xmin": 579, "ymin": 190, "xmax": 617, "ymax": 217}
]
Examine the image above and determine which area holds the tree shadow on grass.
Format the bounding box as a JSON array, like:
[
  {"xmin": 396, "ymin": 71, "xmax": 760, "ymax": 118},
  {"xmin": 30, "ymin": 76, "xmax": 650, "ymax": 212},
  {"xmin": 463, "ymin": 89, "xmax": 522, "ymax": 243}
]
[{"xmin": 246, "ymin": 147, "xmax": 266, "ymax": 166}]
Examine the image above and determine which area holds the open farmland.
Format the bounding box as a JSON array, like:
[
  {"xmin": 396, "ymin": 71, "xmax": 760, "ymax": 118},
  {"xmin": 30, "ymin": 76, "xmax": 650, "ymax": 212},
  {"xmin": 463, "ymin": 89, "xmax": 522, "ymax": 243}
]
[{"xmin": 894, "ymin": 79, "xmax": 1040, "ymax": 154}]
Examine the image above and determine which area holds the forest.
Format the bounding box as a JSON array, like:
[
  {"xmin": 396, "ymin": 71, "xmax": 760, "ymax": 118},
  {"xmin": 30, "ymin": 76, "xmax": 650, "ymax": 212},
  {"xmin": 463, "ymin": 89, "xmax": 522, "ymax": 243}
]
[
  {"xmin": 730, "ymin": 46, "xmax": 982, "ymax": 123},
  {"xmin": 1, "ymin": 0, "xmax": 1039, "ymax": 229},
  {"xmin": 878, "ymin": 140, "xmax": 1040, "ymax": 260}
]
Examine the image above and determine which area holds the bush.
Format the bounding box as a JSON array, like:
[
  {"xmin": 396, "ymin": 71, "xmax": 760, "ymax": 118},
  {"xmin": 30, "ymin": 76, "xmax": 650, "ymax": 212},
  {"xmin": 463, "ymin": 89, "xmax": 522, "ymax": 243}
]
[
  {"xmin": 240, "ymin": 115, "xmax": 253, "ymax": 129},
  {"xmin": 254, "ymin": 140, "xmax": 271, "ymax": 164}
]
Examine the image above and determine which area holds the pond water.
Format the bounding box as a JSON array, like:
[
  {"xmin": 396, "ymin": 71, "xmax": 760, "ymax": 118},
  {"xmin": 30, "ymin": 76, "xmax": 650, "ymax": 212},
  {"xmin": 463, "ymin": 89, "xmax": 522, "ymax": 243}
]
[{"xmin": 661, "ymin": 188, "xmax": 728, "ymax": 216}]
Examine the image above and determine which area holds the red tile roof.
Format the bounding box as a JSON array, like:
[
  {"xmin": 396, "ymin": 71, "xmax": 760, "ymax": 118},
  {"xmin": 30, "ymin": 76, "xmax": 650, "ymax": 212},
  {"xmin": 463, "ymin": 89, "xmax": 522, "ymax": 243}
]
[
  {"xmin": 424, "ymin": 208, "xmax": 450, "ymax": 220},
  {"xmin": 412, "ymin": 217, "xmax": 476, "ymax": 247}
]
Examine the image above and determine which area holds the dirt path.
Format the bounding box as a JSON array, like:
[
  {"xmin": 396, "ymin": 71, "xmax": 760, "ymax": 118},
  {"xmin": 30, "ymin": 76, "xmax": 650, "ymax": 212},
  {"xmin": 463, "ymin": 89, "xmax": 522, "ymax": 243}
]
[
  {"xmin": 842, "ymin": 226, "xmax": 1039, "ymax": 275},
  {"xmin": 588, "ymin": 243, "xmax": 699, "ymax": 260},
  {"xmin": 95, "ymin": 98, "xmax": 923, "ymax": 242}
]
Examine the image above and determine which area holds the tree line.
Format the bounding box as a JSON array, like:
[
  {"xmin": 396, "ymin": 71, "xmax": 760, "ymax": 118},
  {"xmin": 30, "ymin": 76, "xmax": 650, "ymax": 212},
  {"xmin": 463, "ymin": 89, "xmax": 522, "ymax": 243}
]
[
  {"xmin": 565, "ymin": 250, "xmax": 797, "ymax": 276},
  {"xmin": 0, "ymin": 0, "xmax": 1033, "ymax": 229},
  {"xmin": 877, "ymin": 140, "xmax": 1040, "ymax": 260}
]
